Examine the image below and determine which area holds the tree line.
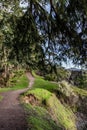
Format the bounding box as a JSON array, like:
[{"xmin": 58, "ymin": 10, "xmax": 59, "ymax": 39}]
[{"xmin": 0, "ymin": 0, "xmax": 87, "ymax": 85}]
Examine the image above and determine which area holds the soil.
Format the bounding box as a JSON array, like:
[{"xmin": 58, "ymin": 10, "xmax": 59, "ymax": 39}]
[
  {"xmin": 0, "ymin": 72, "xmax": 34, "ymax": 130},
  {"xmin": 23, "ymin": 94, "xmax": 40, "ymax": 106}
]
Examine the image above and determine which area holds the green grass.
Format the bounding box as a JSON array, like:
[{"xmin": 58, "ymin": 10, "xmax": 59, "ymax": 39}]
[
  {"xmin": 32, "ymin": 71, "xmax": 58, "ymax": 92},
  {"xmin": 47, "ymin": 95, "xmax": 77, "ymax": 130},
  {"xmin": 23, "ymin": 72, "xmax": 78, "ymax": 130},
  {"xmin": 24, "ymin": 104, "xmax": 62, "ymax": 130},
  {"xmin": 0, "ymin": 87, "xmax": 11, "ymax": 93},
  {"xmin": 33, "ymin": 78, "xmax": 58, "ymax": 92},
  {"xmin": 0, "ymin": 73, "xmax": 29, "ymax": 93},
  {"xmin": 72, "ymin": 86, "xmax": 87, "ymax": 97},
  {"xmin": 10, "ymin": 74, "xmax": 29, "ymax": 90},
  {"xmin": 25, "ymin": 88, "xmax": 52, "ymax": 101},
  {"xmin": 58, "ymin": 81, "xmax": 87, "ymax": 98},
  {"xmin": 24, "ymin": 88, "xmax": 77, "ymax": 130}
]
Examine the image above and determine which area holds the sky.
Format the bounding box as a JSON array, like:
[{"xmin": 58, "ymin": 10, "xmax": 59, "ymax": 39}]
[
  {"xmin": 20, "ymin": 1, "xmax": 28, "ymax": 7},
  {"xmin": 62, "ymin": 60, "xmax": 81, "ymax": 69}
]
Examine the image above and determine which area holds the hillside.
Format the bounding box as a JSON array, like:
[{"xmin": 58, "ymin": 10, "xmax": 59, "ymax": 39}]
[
  {"xmin": 21, "ymin": 71, "xmax": 87, "ymax": 130},
  {"xmin": 0, "ymin": 68, "xmax": 87, "ymax": 130}
]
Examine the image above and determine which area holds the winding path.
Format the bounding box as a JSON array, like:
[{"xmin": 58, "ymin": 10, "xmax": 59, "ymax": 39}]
[{"xmin": 0, "ymin": 72, "xmax": 34, "ymax": 130}]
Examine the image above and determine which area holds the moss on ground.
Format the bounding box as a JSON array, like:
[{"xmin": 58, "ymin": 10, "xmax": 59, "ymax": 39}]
[
  {"xmin": 23, "ymin": 72, "xmax": 87, "ymax": 130},
  {"xmin": 47, "ymin": 95, "xmax": 77, "ymax": 130},
  {"xmin": 25, "ymin": 88, "xmax": 52, "ymax": 101},
  {"xmin": 24, "ymin": 104, "xmax": 62, "ymax": 130},
  {"xmin": 24, "ymin": 88, "xmax": 77, "ymax": 130},
  {"xmin": 72, "ymin": 86, "xmax": 87, "ymax": 97}
]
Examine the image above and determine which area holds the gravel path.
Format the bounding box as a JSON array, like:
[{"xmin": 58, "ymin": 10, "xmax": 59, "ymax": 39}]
[{"xmin": 0, "ymin": 72, "xmax": 34, "ymax": 130}]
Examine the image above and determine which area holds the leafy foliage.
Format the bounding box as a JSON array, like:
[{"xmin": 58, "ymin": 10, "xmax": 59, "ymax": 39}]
[
  {"xmin": 70, "ymin": 70, "xmax": 87, "ymax": 88},
  {"xmin": 0, "ymin": 0, "xmax": 87, "ymax": 86},
  {"xmin": 0, "ymin": 0, "xmax": 87, "ymax": 69}
]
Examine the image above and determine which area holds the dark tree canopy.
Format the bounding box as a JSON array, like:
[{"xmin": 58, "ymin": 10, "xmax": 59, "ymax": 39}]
[{"xmin": 0, "ymin": 0, "xmax": 87, "ymax": 68}]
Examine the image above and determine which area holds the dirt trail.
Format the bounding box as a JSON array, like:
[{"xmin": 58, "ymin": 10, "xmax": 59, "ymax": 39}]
[{"xmin": 0, "ymin": 72, "xmax": 34, "ymax": 130}]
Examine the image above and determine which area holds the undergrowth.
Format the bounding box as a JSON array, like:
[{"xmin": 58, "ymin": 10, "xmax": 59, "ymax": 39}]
[
  {"xmin": 0, "ymin": 70, "xmax": 29, "ymax": 93},
  {"xmin": 72, "ymin": 86, "xmax": 87, "ymax": 97}
]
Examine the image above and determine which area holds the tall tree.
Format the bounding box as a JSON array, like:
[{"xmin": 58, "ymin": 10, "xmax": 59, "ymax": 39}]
[
  {"xmin": 0, "ymin": 0, "xmax": 87, "ymax": 69},
  {"xmin": 0, "ymin": 0, "xmax": 24, "ymax": 84}
]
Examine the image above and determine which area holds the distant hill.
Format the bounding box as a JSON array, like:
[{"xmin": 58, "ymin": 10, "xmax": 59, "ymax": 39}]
[{"xmin": 68, "ymin": 68, "xmax": 81, "ymax": 71}]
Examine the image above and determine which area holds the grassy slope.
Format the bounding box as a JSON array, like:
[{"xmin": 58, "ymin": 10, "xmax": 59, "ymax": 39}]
[
  {"xmin": 72, "ymin": 86, "xmax": 87, "ymax": 96},
  {"xmin": 24, "ymin": 104, "xmax": 62, "ymax": 130},
  {"xmin": 23, "ymin": 88, "xmax": 62, "ymax": 130},
  {"xmin": 47, "ymin": 95, "xmax": 76, "ymax": 130},
  {"xmin": 58, "ymin": 81, "xmax": 87, "ymax": 98},
  {"xmin": 23, "ymin": 72, "xmax": 78, "ymax": 130},
  {"xmin": 25, "ymin": 88, "xmax": 76, "ymax": 130},
  {"xmin": 32, "ymin": 71, "xmax": 58, "ymax": 92}
]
